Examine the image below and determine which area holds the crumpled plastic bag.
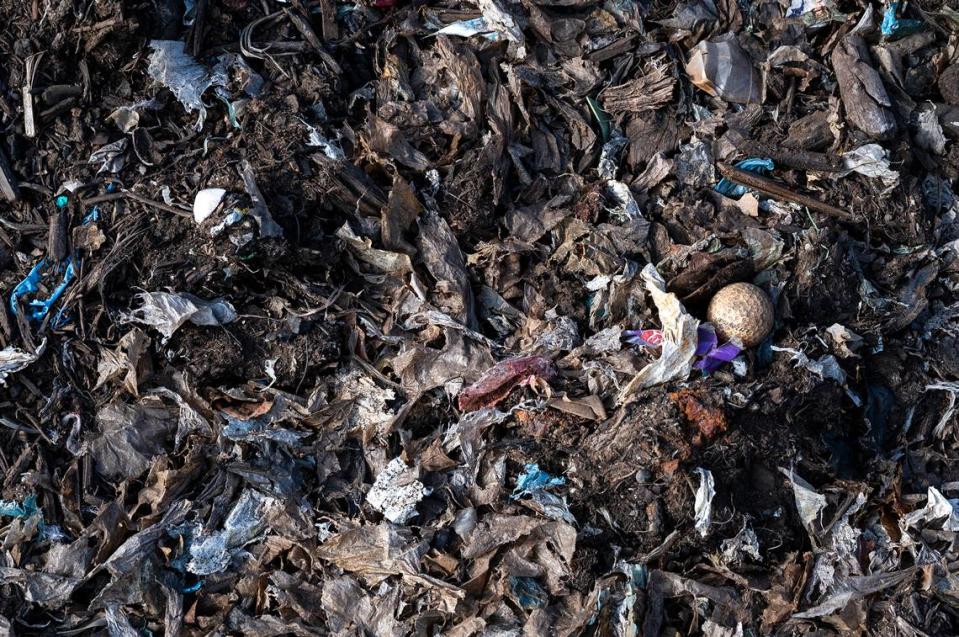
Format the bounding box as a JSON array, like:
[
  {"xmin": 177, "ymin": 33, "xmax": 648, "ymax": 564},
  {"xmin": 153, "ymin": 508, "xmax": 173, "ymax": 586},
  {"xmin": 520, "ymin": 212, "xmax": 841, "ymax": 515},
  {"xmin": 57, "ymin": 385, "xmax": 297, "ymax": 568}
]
[
  {"xmin": 685, "ymin": 34, "xmax": 761, "ymax": 104},
  {"xmin": 148, "ymin": 41, "xmax": 264, "ymax": 131},
  {"xmin": 617, "ymin": 264, "xmax": 699, "ymax": 403},
  {"xmin": 188, "ymin": 489, "xmax": 278, "ymax": 575},
  {"xmin": 148, "ymin": 41, "xmax": 216, "ymax": 129},
  {"xmin": 693, "ymin": 468, "xmax": 715, "ymax": 537},
  {"xmin": 840, "ymin": 144, "xmax": 900, "ymax": 186},
  {"xmin": 366, "ymin": 458, "xmax": 427, "ymax": 524},
  {"xmin": 901, "ymin": 486, "xmax": 959, "ymax": 531},
  {"xmin": 88, "ymin": 139, "xmax": 128, "ymax": 174},
  {"xmin": 124, "ymin": 291, "xmax": 237, "ymax": 338},
  {"xmin": 0, "ymin": 340, "xmax": 44, "ymax": 385}
]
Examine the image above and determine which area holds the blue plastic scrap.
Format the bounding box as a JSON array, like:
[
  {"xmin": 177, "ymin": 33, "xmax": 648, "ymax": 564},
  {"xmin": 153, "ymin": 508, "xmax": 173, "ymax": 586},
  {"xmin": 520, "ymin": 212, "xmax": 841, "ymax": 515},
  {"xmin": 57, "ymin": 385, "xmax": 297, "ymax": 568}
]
[
  {"xmin": 714, "ymin": 158, "xmax": 775, "ymax": 199},
  {"xmin": 881, "ymin": 3, "xmax": 924, "ymax": 40},
  {"xmin": 0, "ymin": 494, "xmax": 39, "ymax": 518},
  {"xmin": 512, "ymin": 463, "xmax": 565, "ymax": 499},
  {"xmin": 10, "ymin": 205, "xmax": 101, "ymax": 324}
]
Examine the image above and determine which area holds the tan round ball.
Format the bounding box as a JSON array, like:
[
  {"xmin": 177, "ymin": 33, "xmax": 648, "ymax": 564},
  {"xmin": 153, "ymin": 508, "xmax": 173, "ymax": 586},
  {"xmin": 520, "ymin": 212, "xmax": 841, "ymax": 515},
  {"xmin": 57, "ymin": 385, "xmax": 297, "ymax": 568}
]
[{"xmin": 707, "ymin": 282, "xmax": 773, "ymax": 348}]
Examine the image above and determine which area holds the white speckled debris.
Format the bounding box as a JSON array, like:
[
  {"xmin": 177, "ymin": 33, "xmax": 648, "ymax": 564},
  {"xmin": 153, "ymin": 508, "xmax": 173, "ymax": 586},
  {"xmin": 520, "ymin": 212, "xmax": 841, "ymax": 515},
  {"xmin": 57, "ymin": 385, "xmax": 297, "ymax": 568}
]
[{"xmin": 367, "ymin": 458, "xmax": 427, "ymax": 524}]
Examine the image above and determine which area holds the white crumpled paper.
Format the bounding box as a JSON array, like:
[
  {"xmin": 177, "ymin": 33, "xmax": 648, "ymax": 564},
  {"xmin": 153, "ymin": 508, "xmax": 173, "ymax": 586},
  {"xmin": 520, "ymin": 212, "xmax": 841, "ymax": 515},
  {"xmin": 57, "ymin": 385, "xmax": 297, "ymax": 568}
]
[
  {"xmin": 693, "ymin": 468, "xmax": 715, "ymax": 538},
  {"xmin": 367, "ymin": 458, "xmax": 427, "ymax": 524},
  {"xmin": 124, "ymin": 292, "xmax": 237, "ymax": 338},
  {"xmin": 617, "ymin": 264, "xmax": 699, "ymax": 403}
]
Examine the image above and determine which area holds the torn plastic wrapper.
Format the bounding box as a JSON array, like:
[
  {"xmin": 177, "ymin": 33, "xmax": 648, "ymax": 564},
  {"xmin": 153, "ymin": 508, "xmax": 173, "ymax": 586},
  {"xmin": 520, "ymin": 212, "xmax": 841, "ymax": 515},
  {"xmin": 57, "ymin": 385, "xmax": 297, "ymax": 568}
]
[
  {"xmin": 617, "ymin": 264, "xmax": 699, "ymax": 402},
  {"xmin": 624, "ymin": 323, "xmax": 741, "ymax": 374},
  {"xmin": 840, "ymin": 144, "xmax": 900, "ymax": 186},
  {"xmin": 785, "ymin": 0, "xmax": 847, "ymax": 29},
  {"xmin": 187, "ymin": 489, "xmax": 278, "ymax": 575},
  {"xmin": 123, "ymin": 292, "xmax": 237, "ymax": 339},
  {"xmin": 148, "ymin": 41, "xmax": 264, "ymax": 131},
  {"xmin": 693, "ymin": 468, "xmax": 715, "ymax": 538},
  {"xmin": 714, "ymin": 158, "xmax": 774, "ymax": 199},
  {"xmin": 366, "ymin": 457, "xmax": 427, "ymax": 524},
  {"xmin": 685, "ymin": 34, "xmax": 761, "ymax": 104},
  {"xmin": 512, "ymin": 463, "xmax": 564, "ymax": 498},
  {"xmin": 88, "ymin": 139, "xmax": 128, "ymax": 174},
  {"xmin": 0, "ymin": 339, "xmax": 45, "ymax": 385},
  {"xmin": 433, "ymin": 17, "xmax": 499, "ymax": 40},
  {"xmin": 511, "ymin": 463, "xmax": 576, "ymax": 523},
  {"xmin": 780, "ymin": 467, "xmax": 827, "ymax": 538}
]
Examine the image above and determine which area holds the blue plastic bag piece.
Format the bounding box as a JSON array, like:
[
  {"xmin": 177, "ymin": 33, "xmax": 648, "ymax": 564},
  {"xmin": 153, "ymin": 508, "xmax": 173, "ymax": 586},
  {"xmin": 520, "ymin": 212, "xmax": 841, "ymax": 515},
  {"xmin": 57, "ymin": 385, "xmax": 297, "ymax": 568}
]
[
  {"xmin": 512, "ymin": 463, "xmax": 565, "ymax": 499},
  {"xmin": 881, "ymin": 3, "xmax": 923, "ymax": 39},
  {"xmin": 183, "ymin": 580, "xmax": 203, "ymax": 593},
  {"xmin": 0, "ymin": 494, "xmax": 39, "ymax": 518},
  {"xmin": 10, "ymin": 206, "xmax": 100, "ymax": 323},
  {"xmin": 509, "ymin": 576, "xmax": 549, "ymax": 609},
  {"xmin": 714, "ymin": 158, "xmax": 774, "ymax": 199}
]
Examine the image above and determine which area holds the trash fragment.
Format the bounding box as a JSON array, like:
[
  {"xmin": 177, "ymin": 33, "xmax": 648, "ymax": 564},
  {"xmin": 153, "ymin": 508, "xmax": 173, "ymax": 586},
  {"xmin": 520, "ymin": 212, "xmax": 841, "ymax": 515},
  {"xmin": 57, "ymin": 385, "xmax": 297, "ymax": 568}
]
[
  {"xmin": 457, "ymin": 356, "xmax": 557, "ymax": 412},
  {"xmin": 187, "ymin": 490, "xmax": 278, "ymax": 575},
  {"xmin": 0, "ymin": 341, "xmax": 43, "ymax": 385},
  {"xmin": 123, "ymin": 292, "xmax": 237, "ymax": 338},
  {"xmin": 692, "ymin": 468, "xmax": 715, "ymax": 537},
  {"xmin": 366, "ymin": 457, "xmax": 427, "ymax": 524},
  {"xmin": 714, "ymin": 158, "xmax": 774, "ymax": 199},
  {"xmin": 193, "ymin": 188, "xmax": 226, "ymax": 224},
  {"xmin": 686, "ymin": 34, "xmax": 762, "ymax": 104}
]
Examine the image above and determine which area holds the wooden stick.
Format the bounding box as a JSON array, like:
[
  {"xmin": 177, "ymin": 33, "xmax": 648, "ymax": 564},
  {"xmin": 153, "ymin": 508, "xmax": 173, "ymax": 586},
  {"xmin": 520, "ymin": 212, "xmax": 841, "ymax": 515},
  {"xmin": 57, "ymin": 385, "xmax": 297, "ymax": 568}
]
[
  {"xmin": 716, "ymin": 163, "xmax": 858, "ymax": 222},
  {"xmin": 80, "ymin": 191, "xmax": 192, "ymax": 218},
  {"xmin": 726, "ymin": 129, "xmax": 843, "ymax": 173}
]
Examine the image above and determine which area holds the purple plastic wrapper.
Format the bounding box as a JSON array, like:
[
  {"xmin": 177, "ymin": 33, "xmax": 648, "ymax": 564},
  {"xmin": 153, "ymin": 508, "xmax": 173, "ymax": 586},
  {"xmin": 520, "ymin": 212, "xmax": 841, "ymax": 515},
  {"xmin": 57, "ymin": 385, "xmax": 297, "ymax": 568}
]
[
  {"xmin": 695, "ymin": 325, "xmax": 718, "ymax": 357},
  {"xmin": 626, "ymin": 323, "xmax": 741, "ymax": 374},
  {"xmin": 695, "ymin": 341, "xmax": 742, "ymax": 373}
]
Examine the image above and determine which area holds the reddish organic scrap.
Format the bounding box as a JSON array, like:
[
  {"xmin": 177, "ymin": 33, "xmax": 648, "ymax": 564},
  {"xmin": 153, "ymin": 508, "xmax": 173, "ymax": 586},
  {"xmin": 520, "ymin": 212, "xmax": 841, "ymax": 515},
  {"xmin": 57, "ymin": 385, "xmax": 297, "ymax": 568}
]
[
  {"xmin": 458, "ymin": 356, "xmax": 557, "ymax": 412},
  {"xmin": 669, "ymin": 389, "xmax": 729, "ymax": 445}
]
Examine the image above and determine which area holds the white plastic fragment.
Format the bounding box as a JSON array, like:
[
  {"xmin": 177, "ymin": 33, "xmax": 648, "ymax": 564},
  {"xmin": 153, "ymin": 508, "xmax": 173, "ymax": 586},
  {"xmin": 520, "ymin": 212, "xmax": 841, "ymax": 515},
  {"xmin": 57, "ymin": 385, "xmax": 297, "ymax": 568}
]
[
  {"xmin": 901, "ymin": 486, "xmax": 959, "ymax": 531},
  {"xmin": 693, "ymin": 468, "xmax": 715, "ymax": 538},
  {"xmin": 0, "ymin": 340, "xmax": 44, "ymax": 385},
  {"xmin": 721, "ymin": 524, "xmax": 761, "ymax": 565},
  {"xmin": 925, "ymin": 382, "xmax": 959, "ymax": 439},
  {"xmin": 780, "ymin": 467, "xmax": 827, "ymax": 537},
  {"xmin": 187, "ymin": 490, "xmax": 278, "ymax": 575},
  {"xmin": 434, "ymin": 17, "xmax": 498, "ymax": 39},
  {"xmin": 840, "ymin": 144, "xmax": 899, "ymax": 186},
  {"xmin": 617, "ymin": 264, "xmax": 699, "ymax": 402},
  {"xmin": 303, "ymin": 122, "xmax": 346, "ymax": 160},
  {"xmin": 771, "ymin": 346, "xmax": 846, "ymax": 385},
  {"xmin": 148, "ymin": 41, "xmax": 216, "ymax": 129},
  {"xmin": 367, "ymin": 457, "xmax": 427, "ymax": 524},
  {"xmin": 123, "ymin": 292, "xmax": 237, "ymax": 338},
  {"xmin": 193, "ymin": 188, "xmax": 227, "ymax": 224}
]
